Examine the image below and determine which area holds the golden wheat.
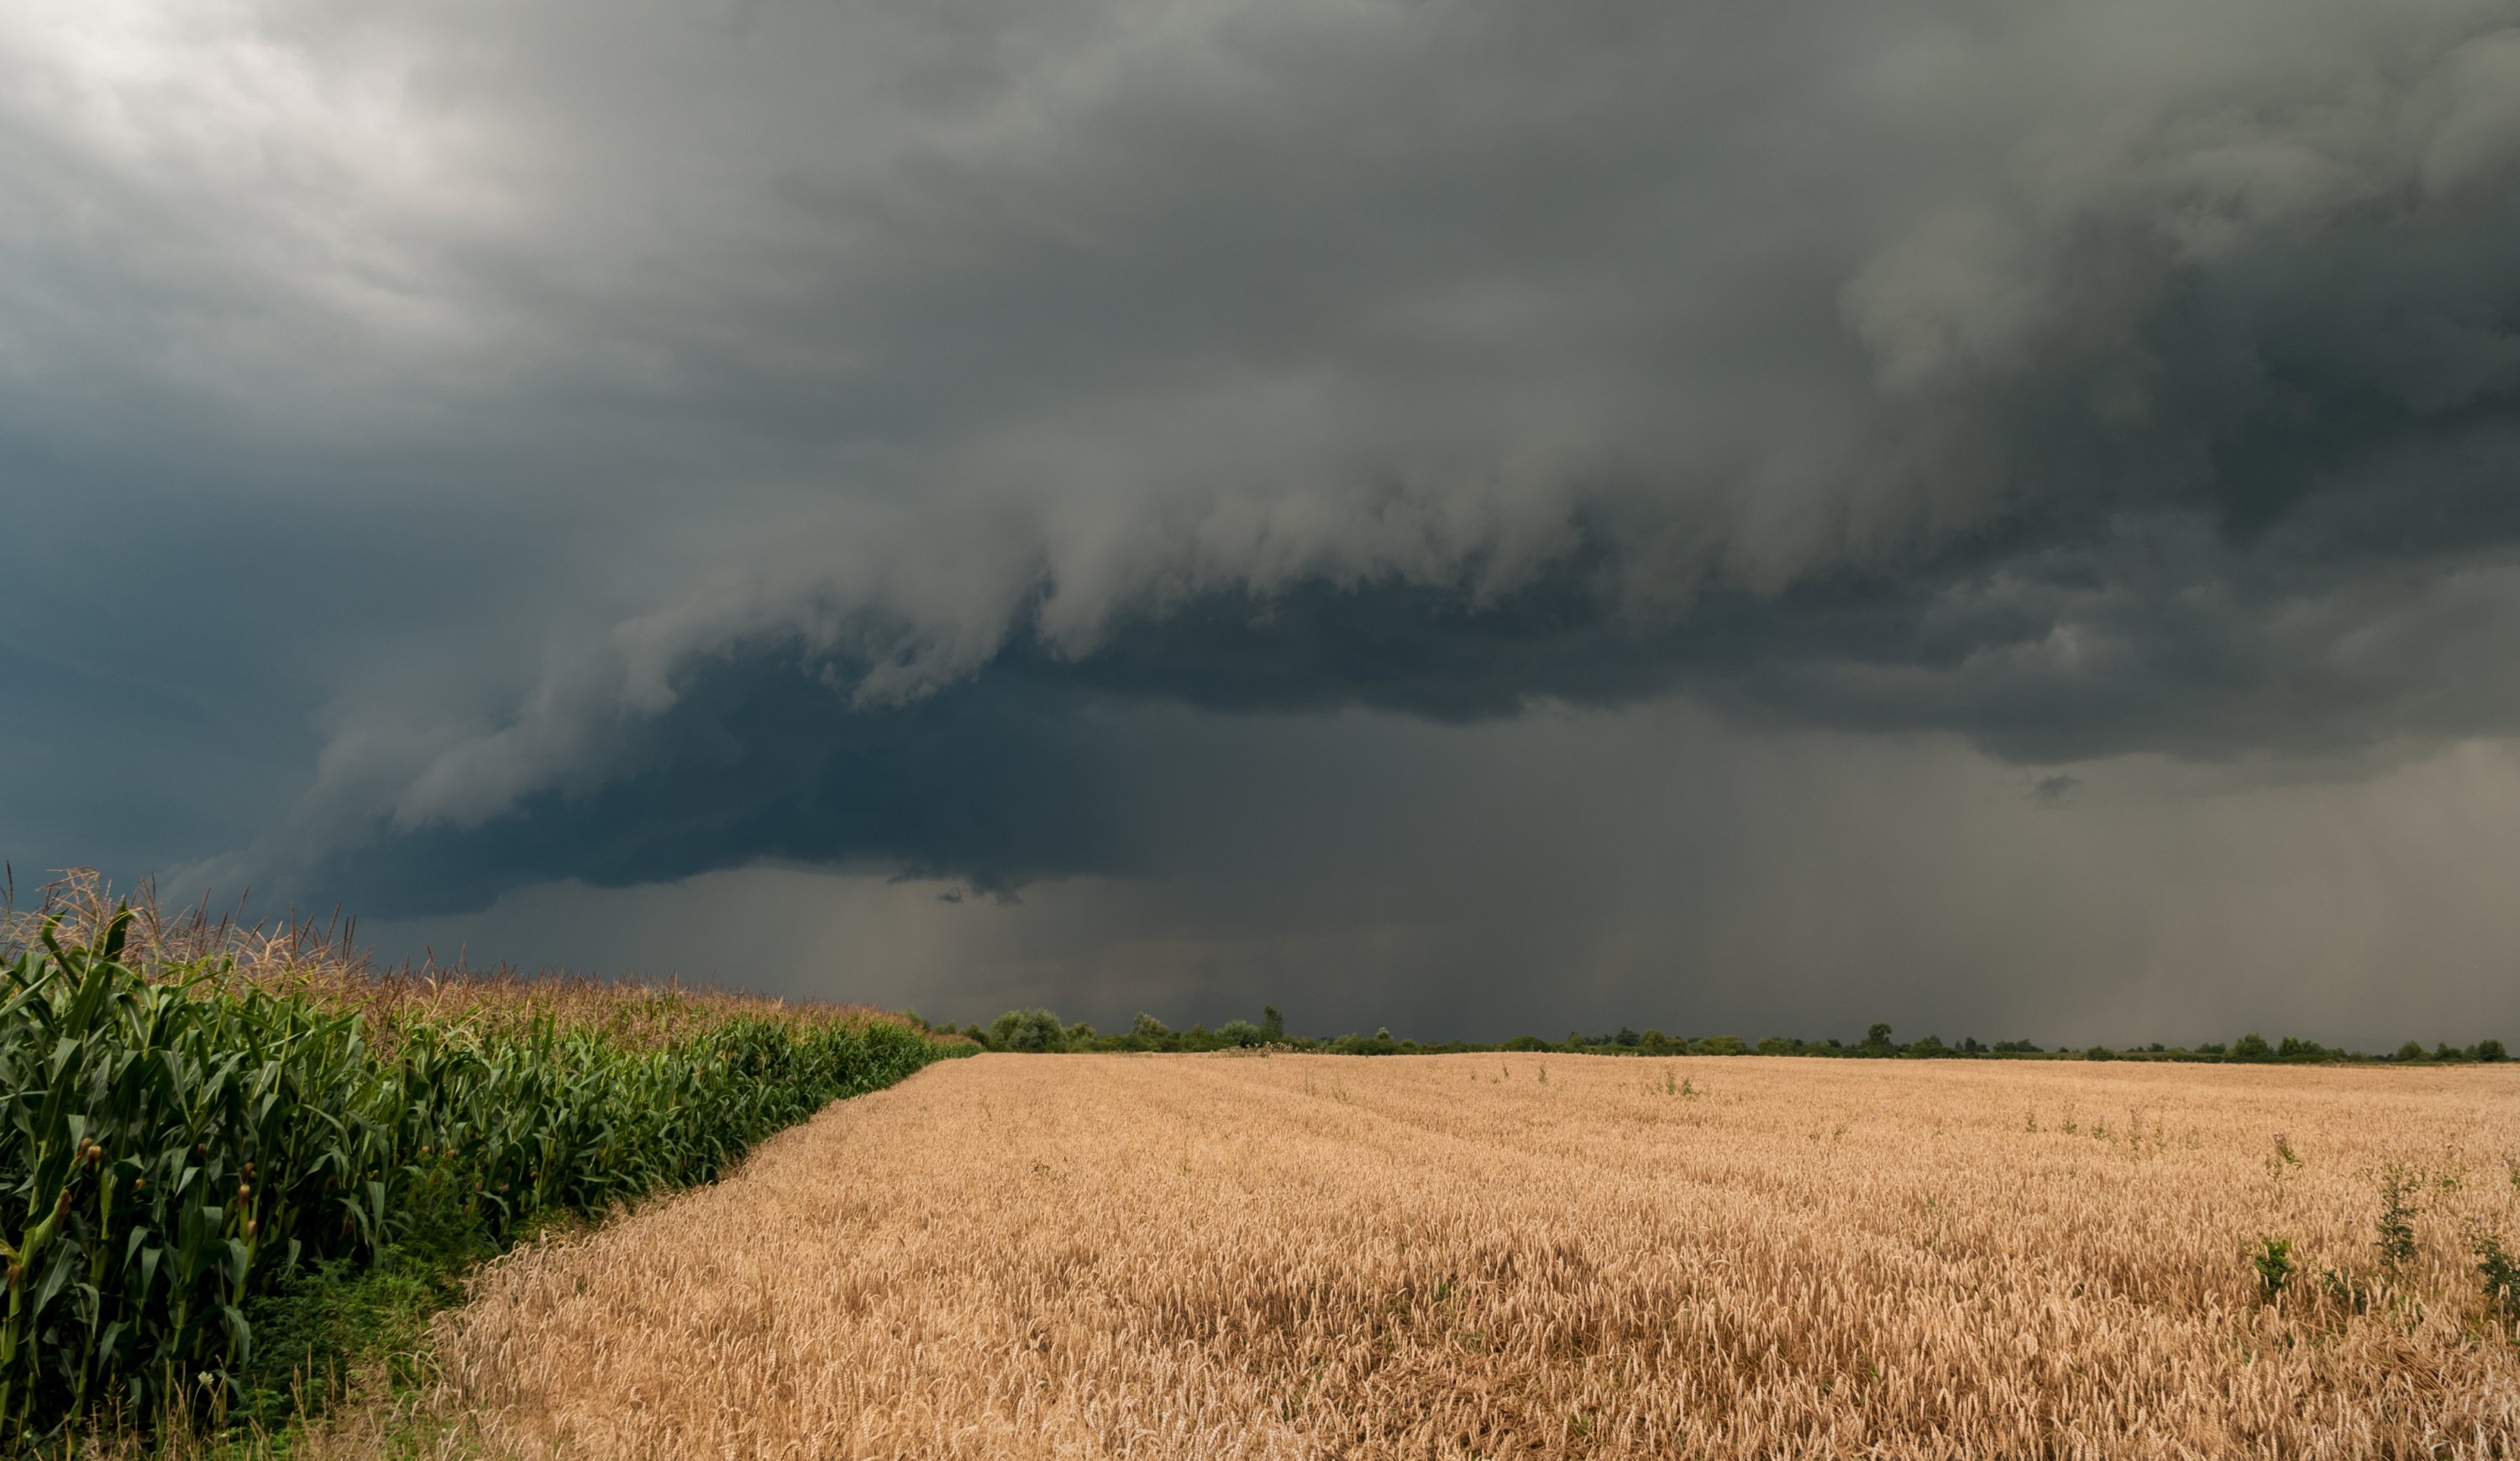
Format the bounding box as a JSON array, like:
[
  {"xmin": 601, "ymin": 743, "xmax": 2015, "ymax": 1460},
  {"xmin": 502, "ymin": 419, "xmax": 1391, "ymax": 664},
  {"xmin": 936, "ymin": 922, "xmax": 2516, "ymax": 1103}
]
[{"xmin": 431, "ymin": 1054, "xmax": 2520, "ymax": 1458}]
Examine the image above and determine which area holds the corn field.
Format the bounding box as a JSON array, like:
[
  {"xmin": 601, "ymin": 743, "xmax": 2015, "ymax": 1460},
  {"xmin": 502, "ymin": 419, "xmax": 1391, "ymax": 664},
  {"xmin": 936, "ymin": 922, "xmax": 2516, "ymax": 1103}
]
[
  {"xmin": 442, "ymin": 1052, "xmax": 2520, "ymax": 1458},
  {"xmin": 0, "ymin": 887, "xmax": 963, "ymax": 1444}
]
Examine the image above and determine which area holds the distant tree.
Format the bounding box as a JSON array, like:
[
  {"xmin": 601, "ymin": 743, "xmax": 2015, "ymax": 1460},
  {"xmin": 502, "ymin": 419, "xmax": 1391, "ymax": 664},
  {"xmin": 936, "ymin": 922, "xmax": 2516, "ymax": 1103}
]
[
  {"xmin": 1219, "ymin": 1019, "xmax": 1263, "ymax": 1047},
  {"xmin": 2084, "ymin": 1044, "xmax": 2115, "ymax": 1061},
  {"xmin": 1260, "ymin": 1006, "xmax": 1285, "ymax": 1042},
  {"xmin": 1756, "ymin": 1036, "xmax": 1798, "ymax": 1055},
  {"xmin": 1641, "ymin": 1028, "xmax": 1673, "ymax": 1054},
  {"xmin": 2229, "ymin": 1033, "xmax": 2273, "ymax": 1061},
  {"xmin": 1865, "ymin": 1022, "xmax": 1894, "ymax": 1052},
  {"xmin": 1614, "ymin": 1027, "xmax": 1641, "ymax": 1048},
  {"xmin": 2481, "ymin": 1039, "xmax": 2509, "ymax": 1062},
  {"xmin": 2276, "ymin": 1036, "xmax": 2329, "ymax": 1061},
  {"xmin": 1129, "ymin": 1013, "xmax": 1175, "ymax": 1051},
  {"xmin": 1504, "ymin": 1035, "xmax": 1549, "ymax": 1052},
  {"xmin": 2197, "ymin": 1042, "xmax": 2227, "ymax": 1055},
  {"xmin": 988, "ymin": 1009, "xmax": 1068, "ymax": 1053},
  {"xmin": 1961, "ymin": 1037, "xmax": 1984, "ymax": 1054},
  {"xmin": 1908, "ymin": 1035, "xmax": 1948, "ymax": 1058},
  {"xmin": 2396, "ymin": 1041, "xmax": 2426, "ymax": 1062},
  {"xmin": 1690, "ymin": 1035, "xmax": 1748, "ymax": 1056},
  {"xmin": 2437, "ymin": 1042, "xmax": 2463, "ymax": 1061},
  {"xmin": 1992, "ymin": 1039, "xmax": 2041, "ymax": 1054}
]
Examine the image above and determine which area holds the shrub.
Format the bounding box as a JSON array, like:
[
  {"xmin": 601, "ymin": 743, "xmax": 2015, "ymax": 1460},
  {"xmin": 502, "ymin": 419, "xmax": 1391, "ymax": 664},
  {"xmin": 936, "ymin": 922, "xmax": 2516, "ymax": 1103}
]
[{"xmin": 2085, "ymin": 1045, "xmax": 2115, "ymax": 1061}]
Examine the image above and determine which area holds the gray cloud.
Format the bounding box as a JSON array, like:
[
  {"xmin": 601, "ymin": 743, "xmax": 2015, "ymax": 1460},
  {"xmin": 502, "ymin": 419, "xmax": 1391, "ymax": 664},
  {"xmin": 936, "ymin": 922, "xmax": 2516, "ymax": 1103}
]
[{"xmin": 7, "ymin": 0, "xmax": 2520, "ymax": 1033}]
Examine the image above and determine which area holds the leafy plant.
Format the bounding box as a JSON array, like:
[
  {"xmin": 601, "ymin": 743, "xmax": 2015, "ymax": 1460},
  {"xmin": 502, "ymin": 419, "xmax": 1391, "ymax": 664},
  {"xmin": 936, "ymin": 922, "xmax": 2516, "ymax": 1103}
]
[
  {"xmin": 2375, "ymin": 1164, "xmax": 2423, "ymax": 1270},
  {"xmin": 2252, "ymin": 1236, "xmax": 2296, "ymax": 1300},
  {"xmin": 2475, "ymin": 1234, "xmax": 2520, "ymax": 1322}
]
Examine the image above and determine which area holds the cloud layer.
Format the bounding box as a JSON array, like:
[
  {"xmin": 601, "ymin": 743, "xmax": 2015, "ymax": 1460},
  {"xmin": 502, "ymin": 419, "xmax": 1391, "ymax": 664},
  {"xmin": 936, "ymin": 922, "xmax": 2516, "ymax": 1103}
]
[{"xmin": 6, "ymin": 0, "xmax": 2520, "ymax": 1033}]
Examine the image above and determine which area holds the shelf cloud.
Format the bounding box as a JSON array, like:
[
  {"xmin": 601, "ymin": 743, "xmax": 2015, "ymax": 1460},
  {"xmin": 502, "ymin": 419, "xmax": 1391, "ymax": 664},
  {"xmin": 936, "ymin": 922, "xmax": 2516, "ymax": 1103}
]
[{"xmin": 8, "ymin": 0, "xmax": 2520, "ymax": 1038}]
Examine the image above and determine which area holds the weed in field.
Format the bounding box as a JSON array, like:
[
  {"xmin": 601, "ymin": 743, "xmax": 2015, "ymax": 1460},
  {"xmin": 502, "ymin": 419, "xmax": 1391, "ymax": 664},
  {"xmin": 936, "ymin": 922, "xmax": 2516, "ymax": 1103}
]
[
  {"xmin": 2252, "ymin": 1236, "xmax": 2297, "ymax": 1301},
  {"xmin": 2376, "ymin": 1164, "xmax": 2423, "ymax": 1270},
  {"xmin": 2318, "ymin": 1266, "xmax": 2369, "ymax": 1316},
  {"xmin": 2475, "ymin": 1234, "xmax": 2520, "ymax": 1324}
]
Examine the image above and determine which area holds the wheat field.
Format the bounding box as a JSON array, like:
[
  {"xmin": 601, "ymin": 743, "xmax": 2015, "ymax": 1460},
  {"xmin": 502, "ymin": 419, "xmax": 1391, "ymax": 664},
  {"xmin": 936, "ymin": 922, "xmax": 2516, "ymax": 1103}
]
[{"xmin": 429, "ymin": 1054, "xmax": 2520, "ymax": 1458}]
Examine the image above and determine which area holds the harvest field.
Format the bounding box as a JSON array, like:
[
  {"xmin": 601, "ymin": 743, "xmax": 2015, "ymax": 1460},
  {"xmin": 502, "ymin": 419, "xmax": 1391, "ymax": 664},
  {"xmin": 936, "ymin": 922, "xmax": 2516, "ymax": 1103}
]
[{"xmin": 433, "ymin": 1053, "xmax": 2520, "ymax": 1458}]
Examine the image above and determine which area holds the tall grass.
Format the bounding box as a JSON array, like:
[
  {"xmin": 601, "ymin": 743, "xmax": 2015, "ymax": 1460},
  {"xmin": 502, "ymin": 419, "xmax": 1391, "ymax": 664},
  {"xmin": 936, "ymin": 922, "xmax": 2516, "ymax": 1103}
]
[{"xmin": 0, "ymin": 875, "xmax": 965, "ymax": 1444}]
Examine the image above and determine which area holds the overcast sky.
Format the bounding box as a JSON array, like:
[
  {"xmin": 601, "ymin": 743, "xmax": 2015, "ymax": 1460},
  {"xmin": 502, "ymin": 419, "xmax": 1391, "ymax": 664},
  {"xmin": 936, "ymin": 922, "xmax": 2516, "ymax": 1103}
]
[{"xmin": 8, "ymin": 0, "xmax": 2520, "ymax": 1043}]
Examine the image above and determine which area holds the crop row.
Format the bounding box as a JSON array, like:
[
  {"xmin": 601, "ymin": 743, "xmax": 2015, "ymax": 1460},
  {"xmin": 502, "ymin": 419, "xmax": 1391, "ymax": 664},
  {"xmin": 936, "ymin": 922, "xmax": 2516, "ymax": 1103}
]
[{"xmin": 0, "ymin": 907, "xmax": 965, "ymax": 1442}]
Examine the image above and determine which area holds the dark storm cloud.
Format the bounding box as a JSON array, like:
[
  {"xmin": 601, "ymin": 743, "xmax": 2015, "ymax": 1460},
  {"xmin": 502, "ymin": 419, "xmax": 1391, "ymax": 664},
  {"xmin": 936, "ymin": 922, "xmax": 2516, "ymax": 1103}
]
[
  {"xmin": 312, "ymin": 649, "xmax": 1150, "ymax": 916},
  {"xmin": 7, "ymin": 0, "xmax": 2520, "ymax": 931}
]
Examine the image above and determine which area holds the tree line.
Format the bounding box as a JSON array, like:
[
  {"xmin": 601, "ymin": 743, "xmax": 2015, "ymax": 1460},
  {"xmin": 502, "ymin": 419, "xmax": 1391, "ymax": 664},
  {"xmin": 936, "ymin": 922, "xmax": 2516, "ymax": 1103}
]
[{"xmin": 924, "ymin": 1010, "xmax": 2510, "ymax": 1064}]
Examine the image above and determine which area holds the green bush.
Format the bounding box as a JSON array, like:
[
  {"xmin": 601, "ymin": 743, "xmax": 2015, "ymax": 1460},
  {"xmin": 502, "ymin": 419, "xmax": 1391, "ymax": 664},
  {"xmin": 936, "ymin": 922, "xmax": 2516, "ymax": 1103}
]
[{"xmin": 984, "ymin": 1009, "xmax": 1068, "ymax": 1053}]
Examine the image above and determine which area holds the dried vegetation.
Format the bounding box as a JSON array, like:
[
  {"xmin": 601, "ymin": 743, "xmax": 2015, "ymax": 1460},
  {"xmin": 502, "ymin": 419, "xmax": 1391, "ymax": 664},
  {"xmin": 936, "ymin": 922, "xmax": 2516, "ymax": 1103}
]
[
  {"xmin": 5, "ymin": 869, "xmax": 895, "ymax": 1051},
  {"xmin": 435, "ymin": 1053, "xmax": 2520, "ymax": 1458}
]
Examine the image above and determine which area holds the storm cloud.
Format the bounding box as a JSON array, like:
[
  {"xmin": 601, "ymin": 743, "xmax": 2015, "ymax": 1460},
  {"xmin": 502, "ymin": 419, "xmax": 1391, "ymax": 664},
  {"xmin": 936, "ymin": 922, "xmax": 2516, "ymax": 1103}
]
[{"xmin": 7, "ymin": 0, "xmax": 2520, "ymax": 1039}]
